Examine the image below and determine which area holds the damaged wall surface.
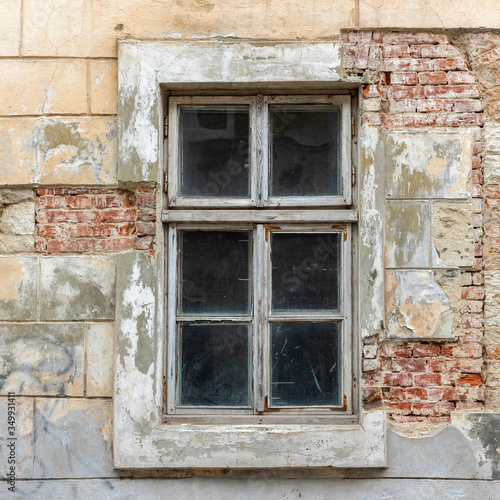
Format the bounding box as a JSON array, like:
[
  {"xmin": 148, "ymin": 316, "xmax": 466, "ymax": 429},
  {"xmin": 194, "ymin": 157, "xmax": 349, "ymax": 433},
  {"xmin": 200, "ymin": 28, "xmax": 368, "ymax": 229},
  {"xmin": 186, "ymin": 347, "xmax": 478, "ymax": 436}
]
[{"xmin": 2, "ymin": 1, "xmax": 500, "ymax": 498}]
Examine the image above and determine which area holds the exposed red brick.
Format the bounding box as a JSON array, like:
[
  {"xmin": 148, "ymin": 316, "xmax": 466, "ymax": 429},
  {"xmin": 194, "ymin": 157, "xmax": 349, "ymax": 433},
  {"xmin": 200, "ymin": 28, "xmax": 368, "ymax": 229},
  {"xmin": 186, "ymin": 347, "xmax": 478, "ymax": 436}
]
[
  {"xmin": 137, "ymin": 222, "xmax": 156, "ymax": 236},
  {"xmin": 441, "ymin": 344, "xmax": 483, "ymax": 358},
  {"xmin": 413, "ymin": 344, "xmax": 441, "ymax": 357},
  {"xmin": 418, "ymin": 71, "xmax": 447, "ymax": 84},
  {"xmin": 93, "ymin": 223, "xmax": 132, "ymax": 237},
  {"xmin": 411, "ymin": 401, "xmax": 455, "ymax": 416},
  {"xmin": 363, "ymin": 84, "xmax": 382, "ymax": 98},
  {"xmin": 424, "ymin": 85, "xmax": 481, "ymax": 99},
  {"xmin": 66, "ymin": 195, "xmax": 92, "ymax": 209},
  {"xmin": 427, "ymin": 358, "xmax": 483, "ymax": 373},
  {"xmin": 413, "ymin": 373, "xmax": 442, "ymax": 386},
  {"xmin": 392, "ymin": 358, "xmax": 427, "ymax": 372},
  {"xmin": 383, "ymin": 45, "xmax": 410, "ymax": 58},
  {"xmin": 387, "ymin": 85, "xmax": 425, "ymax": 99},
  {"xmin": 378, "ymin": 344, "xmax": 413, "ymax": 358},
  {"xmin": 456, "ymin": 374, "xmax": 483, "ymax": 386},
  {"xmin": 38, "ymin": 224, "xmax": 93, "ymax": 239},
  {"xmin": 461, "ymin": 286, "xmax": 485, "ymax": 300},
  {"xmin": 135, "ymin": 236, "xmax": 154, "ymax": 250},
  {"xmin": 391, "ymin": 387, "xmax": 428, "ymax": 401}
]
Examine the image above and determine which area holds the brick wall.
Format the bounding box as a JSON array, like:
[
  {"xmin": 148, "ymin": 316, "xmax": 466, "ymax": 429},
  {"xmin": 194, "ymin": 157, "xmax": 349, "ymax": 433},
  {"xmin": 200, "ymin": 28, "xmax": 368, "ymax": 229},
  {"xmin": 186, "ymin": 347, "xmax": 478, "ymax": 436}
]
[
  {"xmin": 344, "ymin": 30, "xmax": 486, "ymax": 423},
  {"xmin": 35, "ymin": 187, "xmax": 156, "ymax": 255}
]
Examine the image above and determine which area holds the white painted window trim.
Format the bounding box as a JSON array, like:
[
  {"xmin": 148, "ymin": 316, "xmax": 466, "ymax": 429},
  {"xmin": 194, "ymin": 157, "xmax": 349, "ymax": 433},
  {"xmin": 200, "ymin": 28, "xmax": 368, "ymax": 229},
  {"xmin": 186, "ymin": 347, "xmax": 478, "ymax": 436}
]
[{"xmin": 115, "ymin": 39, "xmax": 386, "ymax": 469}]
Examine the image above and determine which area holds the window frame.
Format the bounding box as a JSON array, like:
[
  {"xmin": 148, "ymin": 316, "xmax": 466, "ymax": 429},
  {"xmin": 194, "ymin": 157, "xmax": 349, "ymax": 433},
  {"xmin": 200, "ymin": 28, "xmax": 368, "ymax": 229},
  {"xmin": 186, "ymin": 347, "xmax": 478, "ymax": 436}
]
[
  {"xmin": 166, "ymin": 222, "xmax": 353, "ymax": 419},
  {"xmin": 115, "ymin": 39, "xmax": 387, "ymax": 470}
]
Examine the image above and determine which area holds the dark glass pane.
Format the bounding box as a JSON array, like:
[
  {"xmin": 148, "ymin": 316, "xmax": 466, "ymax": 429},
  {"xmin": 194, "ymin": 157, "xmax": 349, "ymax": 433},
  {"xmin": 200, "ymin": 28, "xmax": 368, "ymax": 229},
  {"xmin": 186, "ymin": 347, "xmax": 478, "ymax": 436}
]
[
  {"xmin": 179, "ymin": 231, "xmax": 251, "ymax": 315},
  {"xmin": 270, "ymin": 105, "xmax": 341, "ymax": 197},
  {"xmin": 179, "ymin": 106, "xmax": 250, "ymax": 197},
  {"xmin": 271, "ymin": 232, "xmax": 341, "ymax": 312},
  {"xmin": 270, "ymin": 322, "xmax": 342, "ymax": 407},
  {"xmin": 178, "ymin": 322, "xmax": 251, "ymax": 407}
]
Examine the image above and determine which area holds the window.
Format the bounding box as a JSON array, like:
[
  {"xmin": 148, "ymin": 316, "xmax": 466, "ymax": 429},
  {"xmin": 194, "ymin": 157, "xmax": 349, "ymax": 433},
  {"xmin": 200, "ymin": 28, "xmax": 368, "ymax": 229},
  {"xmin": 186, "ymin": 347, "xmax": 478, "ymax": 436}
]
[
  {"xmin": 115, "ymin": 40, "xmax": 386, "ymax": 469},
  {"xmin": 164, "ymin": 94, "xmax": 356, "ymax": 419}
]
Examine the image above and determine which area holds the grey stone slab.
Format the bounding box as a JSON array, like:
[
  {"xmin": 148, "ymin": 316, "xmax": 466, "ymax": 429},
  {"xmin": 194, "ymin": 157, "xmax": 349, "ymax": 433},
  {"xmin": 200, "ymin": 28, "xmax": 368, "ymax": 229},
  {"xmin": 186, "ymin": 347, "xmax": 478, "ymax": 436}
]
[
  {"xmin": 32, "ymin": 398, "xmax": 116, "ymax": 479},
  {"xmin": 40, "ymin": 256, "xmax": 115, "ymax": 320},
  {"xmin": 385, "ymin": 130, "xmax": 473, "ymax": 200},
  {"xmin": 10, "ymin": 478, "xmax": 500, "ymax": 500},
  {"xmin": 0, "ymin": 256, "xmax": 37, "ymax": 321},
  {"xmin": 385, "ymin": 201, "xmax": 430, "ymax": 268},
  {"xmin": 0, "ymin": 323, "xmax": 84, "ymax": 396},
  {"xmin": 0, "ymin": 398, "xmax": 34, "ymax": 480}
]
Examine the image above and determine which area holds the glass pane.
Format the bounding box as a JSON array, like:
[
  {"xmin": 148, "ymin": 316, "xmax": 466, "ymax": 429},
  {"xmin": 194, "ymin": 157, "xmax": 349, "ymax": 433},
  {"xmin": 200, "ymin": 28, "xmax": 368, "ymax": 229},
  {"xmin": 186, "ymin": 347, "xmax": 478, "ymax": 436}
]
[
  {"xmin": 179, "ymin": 231, "xmax": 251, "ymax": 315},
  {"xmin": 270, "ymin": 322, "xmax": 342, "ymax": 407},
  {"xmin": 178, "ymin": 322, "xmax": 251, "ymax": 407},
  {"xmin": 270, "ymin": 105, "xmax": 341, "ymax": 197},
  {"xmin": 271, "ymin": 232, "xmax": 341, "ymax": 312},
  {"xmin": 179, "ymin": 105, "xmax": 250, "ymax": 197}
]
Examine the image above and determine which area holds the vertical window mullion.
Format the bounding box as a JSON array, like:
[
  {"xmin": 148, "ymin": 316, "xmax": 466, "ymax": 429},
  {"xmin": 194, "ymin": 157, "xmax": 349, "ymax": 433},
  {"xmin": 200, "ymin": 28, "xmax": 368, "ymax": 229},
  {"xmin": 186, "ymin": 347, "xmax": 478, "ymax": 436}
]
[
  {"xmin": 254, "ymin": 224, "xmax": 267, "ymax": 413},
  {"xmin": 166, "ymin": 224, "xmax": 178, "ymax": 414}
]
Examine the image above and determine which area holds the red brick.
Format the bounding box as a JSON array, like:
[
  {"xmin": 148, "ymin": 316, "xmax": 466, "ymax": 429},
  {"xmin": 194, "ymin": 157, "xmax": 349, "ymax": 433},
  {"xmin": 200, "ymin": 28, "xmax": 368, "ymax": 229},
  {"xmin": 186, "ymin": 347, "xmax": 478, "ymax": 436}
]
[
  {"xmin": 378, "ymin": 344, "xmax": 412, "ymax": 358},
  {"xmin": 391, "ymin": 387, "xmax": 428, "ymax": 401},
  {"xmin": 474, "ymin": 242, "xmax": 482, "ymax": 257},
  {"xmin": 382, "ymin": 58, "xmax": 466, "ymax": 72},
  {"xmin": 472, "ymin": 142, "xmax": 483, "ymax": 155},
  {"xmin": 368, "ymin": 44, "xmax": 382, "ymax": 71},
  {"xmin": 37, "ymin": 196, "xmax": 67, "ymax": 209},
  {"xmin": 35, "ymin": 240, "xmax": 47, "ymax": 253},
  {"xmin": 461, "ymin": 330, "xmax": 484, "ymax": 343},
  {"xmin": 101, "ymin": 237, "xmax": 136, "ymax": 251},
  {"xmin": 93, "ymin": 223, "xmax": 132, "ymax": 237},
  {"xmin": 411, "ymin": 401, "xmax": 455, "ymax": 416},
  {"xmin": 135, "ymin": 191, "xmax": 156, "ymax": 207},
  {"xmin": 409, "ymin": 45, "xmax": 421, "ymax": 58},
  {"xmin": 471, "ymin": 170, "xmax": 483, "ymax": 184},
  {"xmin": 427, "ymin": 358, "xmax": 483, "ymax": 373},
  {"xmin": 355, "ymin": 45, "xmax": 370, "ymax": 69},
  {"xmin": 137, "ymin": 222, "xmax": 156, "ymax": 236},
  {"xmin": 387, "ymin": 85, "xmax": 425, "ymax": 99},
  {"xmin": 382, "ymin": 372, "xmax": 414, "ymax": 386},
  {"xmin": 374, "ymin": 32, "xmax": 447, "ymax": 45},
  {"xmin": 66, "ymin": 195, "xmax": 92, "ymax": 209},
  {"xmin": 387, "ymin": 99, "xmax": 416, "ymax": 113},
  {"xmin": 392, "ymin": 358, "xmax": 427, "ymax": 372},
  {"xmin": 36, "ymin": 210, "xmax": 102, "ymax": 224},
  {"xmin": 456, "ymin": 402, "xmax": 484, "ymax": 411},
  {"xmin": 100, "ymin": 208, "xmax": 136, "ymax": 223},
  {"xmin": 390, "ymin": 71, "xmax": 418, "ymax": 85},
  {"xmin": 342, "ymin": 30, "xmax": 373, "ymax": 44},
  {"xmin": 441, "ymin": 344, "xmax": 483, "ymax": 358},
  {"xmin": 461, "ymin": 286, "xmax": 485, "ymax": 300},
  {"xmin": 363, "ymin": 85, "xmax": 381, "ymax": 98},
  {"xmin": 362, "ymin": 113, "xmax": 381, "ymax": 125},
  {"xmin": 382, "ymin": 401, "xmax": 412, "ymax": 414},
  {"xmin": 456, "ymin": 374, "xmax": 483, "ymax": 386},
  {"xmin": 418, "ymin": 71, "xmax": 447, "ymax": 84},
  {"xmin": 383, "ymin": 45, "xmax": 410, "ymax": 58},
  {"xmin": 38, "ymin": 224, "xmax": 93, "ymax": 239},
  {"xmin": 413, "ymin": 344, "xmax": 441, "ymax": 357},
  {"xmin": 135, "ymin": 236, "xmax": 154, "ymax": 250},
  {"xmin": 424, "ymin": 85, "xmax": 480, "ymax": 98},
  {"xmin": 462, "ymin": 314, "xmax": 484, "ymax": 328},
  {"xmin": 413, "ymin": 373, "xmax": 442, "ymax": 386},
  {"xmin": 137, "ymin": 207, "xmax": 156, "ymax": 222}
]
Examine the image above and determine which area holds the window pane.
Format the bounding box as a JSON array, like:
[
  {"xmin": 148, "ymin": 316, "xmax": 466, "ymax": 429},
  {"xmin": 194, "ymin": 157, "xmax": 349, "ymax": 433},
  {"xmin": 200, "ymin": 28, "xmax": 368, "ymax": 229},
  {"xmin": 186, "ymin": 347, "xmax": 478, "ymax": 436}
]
[
  {"xmin": 270, "ymin": 105, "xmax": 341, "ymax": 197},
  {"xmin": 179, "ymin": 231, "xmax": 251, "ymax": 315},
  {"xmin": 271, "ymin": 232, "xmax": 341, "ymax": 312},
  {"xmin": 270, "ymin": 322, "xmax": 342, "ymax": 407},
  {"xmin": 178, "ymin": 323, "xmax": 251, "ymax": 407},
  {"xmin": 179, "ymin": 106, "xmax": 250, "ymax": 197}
]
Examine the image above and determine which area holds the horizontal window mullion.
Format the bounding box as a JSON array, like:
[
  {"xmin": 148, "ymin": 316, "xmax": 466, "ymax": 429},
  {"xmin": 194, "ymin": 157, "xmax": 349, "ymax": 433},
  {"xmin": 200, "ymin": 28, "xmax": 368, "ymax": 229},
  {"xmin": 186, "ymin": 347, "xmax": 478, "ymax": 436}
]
[
  {"xmin": 176, "ymin": 316, "xmax": 253, "ymax": 322},
  {"xmin": 162, "ymin": 209, "xmax": 358, "ymax": 224},
  {"xmin": 268, "ymin": 315, "xmax": 344, "ymax": 321}
]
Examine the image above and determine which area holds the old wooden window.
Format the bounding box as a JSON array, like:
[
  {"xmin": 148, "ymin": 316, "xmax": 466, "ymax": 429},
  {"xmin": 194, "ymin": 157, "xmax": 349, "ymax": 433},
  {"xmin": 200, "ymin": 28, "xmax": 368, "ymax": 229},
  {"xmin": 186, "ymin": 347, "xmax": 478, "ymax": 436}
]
[{"xmin": 164, "ymin": 94, "xmax": 356, "ymax": 420}]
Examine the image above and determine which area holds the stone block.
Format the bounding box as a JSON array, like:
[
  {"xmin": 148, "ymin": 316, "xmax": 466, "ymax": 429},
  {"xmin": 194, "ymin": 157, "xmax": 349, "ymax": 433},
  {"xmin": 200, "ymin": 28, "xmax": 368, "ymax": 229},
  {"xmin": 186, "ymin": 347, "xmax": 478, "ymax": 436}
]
[
  {"xmin": 40, "ymin": 256, "xmax": 115, "ymax": 320},
  {"xmin": 0, "ymin": 323, "xmax": 84, "ymax": 396},
  {"xmin": 0, "ymin": 117, "xmax": 117, "ymax": 186},
  {"xmin": 23, "ymin": 0, "xmax": 356, "ymax": 57},
  {"xmin": 0, "ymin": 60, "xmax": 87, "ymax": 115},
  {"xmin": 86, "ymin": 323, "xmax": 114, "ymax": 397},
  {"xmin": 90, "ymin": 61, "xmax": 118, "ymax": 114},
  {"xmin": 431, "ymin": 201, "xmax": 475, "ymax": 268},
  {"xmin": 0, "ymin": 189, "xmax": 34, "ymax": 205},
  {"xmin": 484, "ymin": 123, "xmax": 500, "ymax": 155},
  {"xmin": 385, "ymin": 130, "xmax": 473, "ymax": 200},
  {"xmin": 386, "ymin": 270, "xmax": 459, "ymax": 339},
  {"xmin": 0, "ymin": 0, "xmax": 21, "ymax": 56},
  {"xmin": 360, "ymin": 0, "xmax": 500, "ymax": 29},
  {"xmin": 484, "ymin": 155, "xmax": 500, "ymax": 185},
  {"xmin": 485, "ymin": 271, "xmax": 500, "ymax": 327},
  {"xmin": 33, "ymin": 398, "xmax": 115, "ymax": 478},
  {"xmin": 0, "ymin": 398, "xmax": 34, "ymax": 480},
  {"xmin": 385, "ymin": 201, "xmax": 430, "ymax": 268},
  {"xmin": 0, "ymin": 256, "xmax": 37, "ymax": 320},
  {"xmin": 0, "ymin": 201, "xmax": 35, "ymax": 235},
  {"xmin": 0, "ymin": 235, "xmax": 34, "ymax": 254}
]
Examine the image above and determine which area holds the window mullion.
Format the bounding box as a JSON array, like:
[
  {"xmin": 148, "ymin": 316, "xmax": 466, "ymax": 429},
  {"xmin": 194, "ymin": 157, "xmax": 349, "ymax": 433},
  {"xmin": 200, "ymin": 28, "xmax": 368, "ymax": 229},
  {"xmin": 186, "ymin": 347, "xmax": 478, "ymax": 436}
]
[
  {"xmin": 166, "ymin": 224, "xmax": 178, "ymax": 414},
  {"xmin": 254, "ymin": 224, "xmax": 267, "ymax": 413}
]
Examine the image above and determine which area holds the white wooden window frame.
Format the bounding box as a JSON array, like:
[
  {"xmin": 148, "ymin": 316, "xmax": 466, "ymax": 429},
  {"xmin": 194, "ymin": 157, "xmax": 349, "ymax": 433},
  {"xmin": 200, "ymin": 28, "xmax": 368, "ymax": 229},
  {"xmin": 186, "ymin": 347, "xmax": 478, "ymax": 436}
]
[
  {"xmin": 167, "ymin": 95, "xmax": 352, "ymax": 208},
  {"xmin": 115, "ymin": 40, "xmax": 387, "ymax": 470},
  {"xmin": 166, "ymin": 223, "xmax": 353, "ymax": 420}
]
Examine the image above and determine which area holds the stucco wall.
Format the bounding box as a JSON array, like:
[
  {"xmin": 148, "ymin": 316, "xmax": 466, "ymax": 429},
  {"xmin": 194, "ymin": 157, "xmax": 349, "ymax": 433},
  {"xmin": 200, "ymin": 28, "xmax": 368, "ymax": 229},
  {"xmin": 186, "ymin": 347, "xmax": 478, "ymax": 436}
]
[{"xmin": 2, "ymin": 1, "xmax": 500, "ymax": 498}]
